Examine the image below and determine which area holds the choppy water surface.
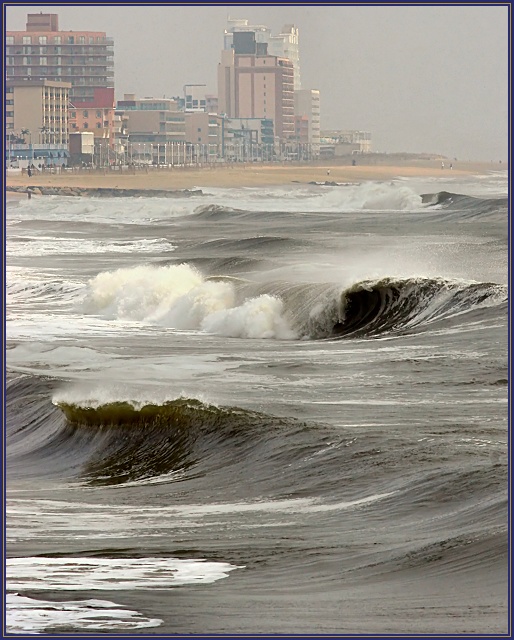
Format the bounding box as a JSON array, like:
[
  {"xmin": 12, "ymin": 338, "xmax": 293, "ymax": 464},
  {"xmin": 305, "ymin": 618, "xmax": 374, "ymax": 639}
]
[{"xmin": 5, "ymin": 174, "xmax": 508, "ymax": 634}]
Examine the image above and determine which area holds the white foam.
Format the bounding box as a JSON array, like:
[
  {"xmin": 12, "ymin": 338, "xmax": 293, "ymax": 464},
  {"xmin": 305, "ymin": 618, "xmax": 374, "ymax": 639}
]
[
  {"xmin": 83, "ymin": 263, "xmax": 297, "ymax": 339},
  {"xmin": 6, "ymin": 593, "xmax": 162, "ymax": 634},
  {"xmin": 7, "ymin": 236, "xmax": 175, "ymax": 257},
  {"xmin": 198, "ymin": 182, "xmax": 424, "ymax": 212},
  {"xmin": 6, "ymin": 556, "xmax": 243, "ymax": 591}
]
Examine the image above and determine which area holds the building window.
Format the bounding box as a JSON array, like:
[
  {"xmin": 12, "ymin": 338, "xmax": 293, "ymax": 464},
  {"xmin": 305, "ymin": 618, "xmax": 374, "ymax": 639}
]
[
  {"xmin": 39, "ymin": 36, "xmax": 47, "ymax": 44},
  {"xmin": 103, "ymin": 121, "xmax": 108, "ymax": 127},
  {"xmin": 6, "ymin": 36, "xmax": 14, "ymax": 44},
  {"xmin": 197, "ymin": 128, "xmax": 201, "ymax": 132},
  {"xmin": 23, "ymin": 57, "xmax": 31, "ymax": 65},
  {"xmin": 83, "ymin": 122, "xmax": 88, "ymax": 128},
  {"xmin": 89, "ymin": 37, "xmax": 94, "ymax": 44},
  {"xmin": 96, "ymin": 122, "xmax": 101, "ymax": 128},
  {"xmin": 23, "ymin": 36, "xmax": 31, "ymax": 44},
  {"xmin": 83, "ymin": 110, "xmax": 88, "ymax": 117},
  {"xmin": 54, "ymin": 36, "xmax": 61, "ymax": 44},
  {"xmin": 96, "ymin": 110, "xmax": 102, "ymax": 118},
  {"xmin": 78, "ymin": 36, "xmax": 85, "ymax": 44},
  {"xmin": 40, "ymin": 57, "xmax": 47, "ymax": 65},
  {"xmin": 68, "ymin": 36, "xmax": 74, "ymax": 44},
  {"xmin": 71, "ymin": 111, "xmax": 76, "ymax": 118},
  {"xmin": 72, "ymin": 123, "xmax": 77, "ymax": 128}
]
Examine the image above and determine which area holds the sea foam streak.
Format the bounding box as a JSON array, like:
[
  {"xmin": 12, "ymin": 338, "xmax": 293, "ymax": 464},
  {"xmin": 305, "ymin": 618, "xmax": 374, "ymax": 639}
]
[{"xmin": 7, "ymin": 593, "xmax": 162, "ymax": 634}]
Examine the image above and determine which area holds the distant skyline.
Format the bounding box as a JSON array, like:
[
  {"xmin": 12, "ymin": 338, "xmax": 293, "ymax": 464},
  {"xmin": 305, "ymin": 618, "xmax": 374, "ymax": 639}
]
[{"xmin": 5, "ymin": 4, "xmax": 509, "ymax": 161}]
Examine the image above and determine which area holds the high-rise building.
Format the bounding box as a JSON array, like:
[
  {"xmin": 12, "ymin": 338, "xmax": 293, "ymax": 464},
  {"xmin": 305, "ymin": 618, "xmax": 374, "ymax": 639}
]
[
  {"xmin": 294, "ymin": 89, "xmax": 320, "ymax": 154},
  {"xmin": 6, "ymin": 13, "xmax": 115, "ymax": 146},
  {"xmin": 6, "ymin": 13, "xmax": 114, "ymax": 104},
  {"xmin": 218, "ymin": 32, "xmax": 294, "ymax": 141},
  {"xmin": 268, "ymin": 25, "xmax": 301, "ymax": 92},
  {"xmin": 224, "ymin": 19, "xmax": 301, "ymax": 90}
]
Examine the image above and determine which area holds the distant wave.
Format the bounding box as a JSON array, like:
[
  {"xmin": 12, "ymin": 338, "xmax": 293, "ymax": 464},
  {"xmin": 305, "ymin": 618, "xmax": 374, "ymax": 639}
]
[
  {"xmin": 81, "ymin": 264, "xmax": 506, "ymax": 340},
  {"xmin": 191, "ymin": 204, "xmax": 248, "ymax": 219},
  {"xmin": 421, "ymin": 191, "xmax": 507, "ymax": 219}
]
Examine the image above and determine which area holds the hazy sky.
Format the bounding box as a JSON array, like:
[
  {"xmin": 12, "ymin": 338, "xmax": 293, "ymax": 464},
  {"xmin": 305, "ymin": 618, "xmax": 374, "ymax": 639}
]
[{"xmin": 6, "ymin": 4, "xmax": 509, "ymax": 161}]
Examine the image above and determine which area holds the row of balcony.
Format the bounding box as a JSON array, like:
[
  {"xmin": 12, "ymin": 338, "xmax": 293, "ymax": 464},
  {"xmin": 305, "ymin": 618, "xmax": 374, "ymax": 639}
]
[
  {"xmin": 7, "ymin": 39, "xmax": 113, "ymax": 47},
  {"xmin": 7, "ymin": 50, "xmax": 113, "ymax": 60},
  {"xmin": 8, "ymin": 66, "xmax": 113, "ymax": 75}
]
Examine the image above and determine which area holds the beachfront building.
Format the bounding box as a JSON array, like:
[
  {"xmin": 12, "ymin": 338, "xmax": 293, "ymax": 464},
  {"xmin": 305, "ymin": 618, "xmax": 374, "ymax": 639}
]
[
  {"xmin": 219, "ymin": 116, "xmax": 275, "ymax": 161},
  {"xmin": 5, "ymin": 79, "xmax": 70, "ymax": 167},
  {"xmin": 6, "ymin": 13, "xmax": 115, "ymax": 146},
  {"xmin": 224, "ymin": 19, "xmax": 301, "ymax": 91},
  {"xmin": 6, "ymin": 13, "xmax": 114, "ymax": 104},
  {"xmin": 294, "ymin": 89, "xmax": 321, "ymax": 156},
  {"xmin": 218, "ymin": 31, "xmax": 294, "ymax": 142},
  {"xmin": 116, "ymin": 94, "xmax": 220, "ymax": 164},
  {"xmin": 320, "ymin": 130, "xmax": 372, "ymax": 157},
  {"xmin": 68, "ymin": 87, "xmax": 115, "ymax": 154}
]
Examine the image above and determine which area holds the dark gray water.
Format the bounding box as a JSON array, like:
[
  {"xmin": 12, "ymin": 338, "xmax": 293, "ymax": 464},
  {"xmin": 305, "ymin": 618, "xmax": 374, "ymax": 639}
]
[{"xmin": 5, "ymin": 175, "xmax": 508, "ymax": 634}]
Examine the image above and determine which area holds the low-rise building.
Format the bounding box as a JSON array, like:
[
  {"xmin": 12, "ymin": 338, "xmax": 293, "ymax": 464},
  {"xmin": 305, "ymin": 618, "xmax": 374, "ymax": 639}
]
[
  {"xmin": 68, "ymin": 87, "xmax": 115, "ymax": 148},
  {"xmin": 320, "ymin": 130, "xmax": 372, "ymax": 156}
]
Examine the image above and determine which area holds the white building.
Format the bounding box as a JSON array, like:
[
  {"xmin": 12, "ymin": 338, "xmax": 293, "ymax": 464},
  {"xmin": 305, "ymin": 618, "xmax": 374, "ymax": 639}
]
[
  {"xmin": 268, "ymin": 25, "xmax": 301, "ymax": 91},
  {"xmin": 224, "ymin": 19, "xmax": 301, "ymax": 90},
  {"xmin": 294, "ymin": 89, "xmax": 320, "ymax": 154}
]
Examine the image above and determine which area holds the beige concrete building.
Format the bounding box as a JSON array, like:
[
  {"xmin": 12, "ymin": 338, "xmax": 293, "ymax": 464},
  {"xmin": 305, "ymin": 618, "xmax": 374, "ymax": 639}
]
[
  {"xmin": 224, "ymin": 19, "xmax": 301, "ymax": 90},
  {"xmin": 6, "ymin": 79, "xmax": 71, "ymax": 145},
  {"xmin": 115, "ymin": 94, "xmax": 220, "ymax": 164},
  {"xmin": 218, "ymin": 32, "xmax": 294, "ymax": 141}
]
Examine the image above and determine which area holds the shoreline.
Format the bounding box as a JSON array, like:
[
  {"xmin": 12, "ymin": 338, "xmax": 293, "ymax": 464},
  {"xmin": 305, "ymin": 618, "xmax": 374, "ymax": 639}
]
[{"xmin": 6, "ymin": 160, "xmax": 506, "ymax": 193}]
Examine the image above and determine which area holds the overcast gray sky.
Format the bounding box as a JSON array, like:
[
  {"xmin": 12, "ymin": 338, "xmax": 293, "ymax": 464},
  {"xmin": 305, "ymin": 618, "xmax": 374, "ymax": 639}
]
[{"xmin": 6, "ymin": 4, "xmax": 509, "ymax": 161}]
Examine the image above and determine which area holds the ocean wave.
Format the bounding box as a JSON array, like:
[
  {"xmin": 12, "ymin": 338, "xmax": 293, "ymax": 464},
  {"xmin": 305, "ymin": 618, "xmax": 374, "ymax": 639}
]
[
  {"xmin": 82, "ymin": 264, "xmax": 506, "ymax": 340},
  {"xmin": 11, "ymin": 396, "xmax": 300, "ymax": 485},
  {"xmin": 191, "ymin": 203, "xmax": 248, "ymax": 219},
  {"xmin": 7, "ymin": 236, "xmax": 176, "ymax": 258},
  {"xmin": 420, "ymin": 191, "xmax": 507, "ymax": 219}
]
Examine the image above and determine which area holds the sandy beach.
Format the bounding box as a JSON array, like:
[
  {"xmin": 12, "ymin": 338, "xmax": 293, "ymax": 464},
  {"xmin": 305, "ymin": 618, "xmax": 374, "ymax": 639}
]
[{"xmin": 6, "ymin": 159, "xmax": 505, "ymax": 192}]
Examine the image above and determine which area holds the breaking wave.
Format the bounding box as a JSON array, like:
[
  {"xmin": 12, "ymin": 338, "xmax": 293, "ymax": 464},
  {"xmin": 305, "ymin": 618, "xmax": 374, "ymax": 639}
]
[
  {"xmin": 421, "ymin": 191, "xmax": 507, "ymax": 219},
  {"xmin": 82, "ymin": 263, "xmax": 506, "ymax": 340}
]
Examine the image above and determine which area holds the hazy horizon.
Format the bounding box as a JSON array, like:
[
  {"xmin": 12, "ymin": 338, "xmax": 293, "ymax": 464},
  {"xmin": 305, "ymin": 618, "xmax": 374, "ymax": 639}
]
[{"xmin": 6, "ymin": 4, "xmax": 509, "ymax": 162}]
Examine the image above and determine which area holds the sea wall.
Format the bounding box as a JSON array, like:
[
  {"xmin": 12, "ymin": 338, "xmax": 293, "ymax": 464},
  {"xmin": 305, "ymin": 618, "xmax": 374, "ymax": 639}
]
[{"xmin": 6, "ymin": 186, "xmax": 204, "ymax": 198}]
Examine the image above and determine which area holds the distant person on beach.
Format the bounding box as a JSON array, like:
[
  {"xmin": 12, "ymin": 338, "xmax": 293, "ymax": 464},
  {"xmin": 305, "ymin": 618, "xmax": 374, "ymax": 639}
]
[
  {"xmin": 352, "ymin": 159, "xmax": 356, "ymax": 166},
  {"xmin": 441, "ymin": 162, "xmax": 445, "ymax": 169},
  {"xmin": 327, "ymin": 169, "xmax": 330, "ymax": 176},
  {"xmin": 450, "ymin": 163, "xmax": 453, "ymax": 170},
  {"xmin": 27, "ymin": 166, "xmax": 32, "ymax": 178}
]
